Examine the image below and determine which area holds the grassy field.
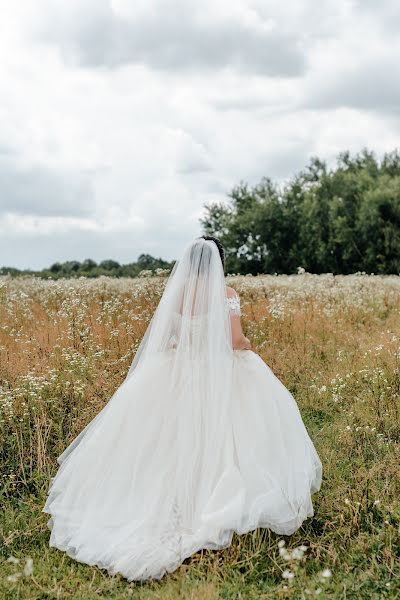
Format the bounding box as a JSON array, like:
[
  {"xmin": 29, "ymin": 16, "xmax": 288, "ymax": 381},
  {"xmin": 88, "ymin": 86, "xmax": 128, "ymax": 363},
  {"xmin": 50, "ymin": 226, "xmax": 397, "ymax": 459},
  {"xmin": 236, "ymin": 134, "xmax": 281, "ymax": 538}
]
[{"xmin": 1, "ymin": 272, "xmax": 399, "ymax": 599}]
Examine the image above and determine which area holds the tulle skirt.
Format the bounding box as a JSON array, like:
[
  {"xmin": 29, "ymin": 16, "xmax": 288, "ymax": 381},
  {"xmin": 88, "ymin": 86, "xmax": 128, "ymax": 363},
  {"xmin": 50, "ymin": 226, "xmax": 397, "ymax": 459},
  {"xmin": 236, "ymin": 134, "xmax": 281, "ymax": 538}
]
[{"xmin": 42, "ymin": 350, "xmax": 322, "ymax": 581}]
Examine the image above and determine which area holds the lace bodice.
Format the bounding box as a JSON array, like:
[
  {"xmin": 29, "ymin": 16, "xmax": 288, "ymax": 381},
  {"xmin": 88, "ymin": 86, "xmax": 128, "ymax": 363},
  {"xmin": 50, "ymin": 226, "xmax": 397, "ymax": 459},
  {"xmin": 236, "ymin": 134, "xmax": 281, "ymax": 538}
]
[
  {"xmin": 172, "ymin": 294, "xmax": 241, "ymax": 321},
  {"xmin": 168, "ymin": 293, "xmax": 241, "ymax": 349},
  {"xmin": 225, "ymin": 294, "xmax": 241, "ymax": 316}
]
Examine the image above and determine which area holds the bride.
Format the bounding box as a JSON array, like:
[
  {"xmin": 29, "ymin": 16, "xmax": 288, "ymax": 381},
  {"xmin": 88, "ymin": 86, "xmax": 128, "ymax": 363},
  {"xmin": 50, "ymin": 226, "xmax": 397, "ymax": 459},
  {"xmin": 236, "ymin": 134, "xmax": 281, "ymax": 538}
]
[{"xmin": 43, "ymin": 236, "xmax": 322, "ymax": 581}]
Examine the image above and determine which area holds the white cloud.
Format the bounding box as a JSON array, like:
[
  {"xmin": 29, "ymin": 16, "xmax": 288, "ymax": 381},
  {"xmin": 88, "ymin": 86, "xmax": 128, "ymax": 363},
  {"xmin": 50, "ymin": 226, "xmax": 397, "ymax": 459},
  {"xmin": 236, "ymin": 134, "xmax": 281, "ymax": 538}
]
[
  {"xmin": 32, "ymin": 0, "xmax": 306, "ymax": 76},
  {"xmin": 0, "ymin": 0, "xmax": 398, "ymax": 268}
]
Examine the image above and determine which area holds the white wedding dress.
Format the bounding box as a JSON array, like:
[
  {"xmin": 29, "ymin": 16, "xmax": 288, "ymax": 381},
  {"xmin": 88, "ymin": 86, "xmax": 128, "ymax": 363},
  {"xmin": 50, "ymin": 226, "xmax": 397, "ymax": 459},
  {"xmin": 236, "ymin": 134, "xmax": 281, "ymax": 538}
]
[{"xmin": 43, "ymin": 239, "xmax": 322, "ymax": 581}]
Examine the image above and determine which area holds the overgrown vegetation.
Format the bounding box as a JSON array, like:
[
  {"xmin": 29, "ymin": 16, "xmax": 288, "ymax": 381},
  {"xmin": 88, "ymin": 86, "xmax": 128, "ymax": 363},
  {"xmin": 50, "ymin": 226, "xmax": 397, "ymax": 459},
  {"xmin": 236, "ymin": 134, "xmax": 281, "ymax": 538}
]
[
  {"xmin": 1, "ymin": 273, "xmax": 399, "ymax": 598},
  {"xmin": 0, "ymin": 254, "xmax": 174, "ymax": 280},
  {"xmin": 202, "ymin": 149, "xmax": 400, "ymax": 275},
  {"xmin": 3, "ymin": 149, "xmax": 400, "ymax": 280}
]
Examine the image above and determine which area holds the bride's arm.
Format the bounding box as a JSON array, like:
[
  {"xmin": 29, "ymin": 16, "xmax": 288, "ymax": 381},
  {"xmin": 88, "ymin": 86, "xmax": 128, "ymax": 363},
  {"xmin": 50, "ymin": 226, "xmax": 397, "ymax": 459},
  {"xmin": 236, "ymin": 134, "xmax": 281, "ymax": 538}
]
[
  {"xmin": 230, "ymin": 314, "xmax": 252, "ymax": 350},
  {"xmin": 225, "ymin": 287, "xmax": 251, "ymax": 350}
]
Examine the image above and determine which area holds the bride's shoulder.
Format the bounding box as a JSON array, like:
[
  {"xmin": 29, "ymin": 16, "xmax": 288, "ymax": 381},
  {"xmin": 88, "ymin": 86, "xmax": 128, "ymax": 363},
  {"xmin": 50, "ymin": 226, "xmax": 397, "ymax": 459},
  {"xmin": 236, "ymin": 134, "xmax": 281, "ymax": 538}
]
[
  {"xmin": 225, "ymin": 286, "xmax": 241, "ymax": 315},
  {"xmin": 225, "ymin": 286, "xmax": 239, "ymax": 299}
]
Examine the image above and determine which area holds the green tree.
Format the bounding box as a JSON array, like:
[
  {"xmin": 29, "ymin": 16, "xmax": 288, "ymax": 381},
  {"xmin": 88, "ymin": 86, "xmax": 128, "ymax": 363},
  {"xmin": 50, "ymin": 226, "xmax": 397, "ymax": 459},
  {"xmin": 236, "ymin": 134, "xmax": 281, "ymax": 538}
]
[{"xmin": 201, "ymin": 149, "xmax": 400, "ymax": 274}]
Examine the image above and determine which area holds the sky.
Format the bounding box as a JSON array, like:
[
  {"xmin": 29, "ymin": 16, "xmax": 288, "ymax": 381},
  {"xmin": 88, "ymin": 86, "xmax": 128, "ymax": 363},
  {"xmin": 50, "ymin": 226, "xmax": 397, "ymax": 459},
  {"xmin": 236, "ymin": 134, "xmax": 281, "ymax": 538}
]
[{"xmin": 0, "ymin": 0, "xmax": 399, "ymax": 269}]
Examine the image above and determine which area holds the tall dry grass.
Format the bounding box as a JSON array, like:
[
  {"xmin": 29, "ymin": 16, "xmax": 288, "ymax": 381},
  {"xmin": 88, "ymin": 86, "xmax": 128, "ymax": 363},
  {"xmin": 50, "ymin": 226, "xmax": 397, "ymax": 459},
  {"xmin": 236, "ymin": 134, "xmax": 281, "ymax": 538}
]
[{"xmin": 1, "ymin": 272, "xmax": 399, "ymax": 599}]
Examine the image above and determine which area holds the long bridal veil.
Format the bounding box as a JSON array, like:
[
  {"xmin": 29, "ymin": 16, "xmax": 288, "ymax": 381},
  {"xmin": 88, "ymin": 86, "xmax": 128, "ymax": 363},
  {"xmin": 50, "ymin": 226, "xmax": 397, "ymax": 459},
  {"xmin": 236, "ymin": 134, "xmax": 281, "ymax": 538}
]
[
  {"xmin": 122, "ymin": 237, "xmax": 236, "ymax": 528},
  {"xmin": 125, "ymin": 236, "xmax": 232, "ymax": 380},
  {"xmin": 44, "ymin": 238, "xmax": 239, "ymax": 578}
]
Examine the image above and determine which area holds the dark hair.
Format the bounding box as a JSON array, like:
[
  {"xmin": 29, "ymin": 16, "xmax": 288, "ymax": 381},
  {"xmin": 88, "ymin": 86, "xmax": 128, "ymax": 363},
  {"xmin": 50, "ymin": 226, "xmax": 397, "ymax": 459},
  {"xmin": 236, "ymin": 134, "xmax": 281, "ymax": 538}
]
[{"xmin": 200, "ymin": 235, "xmax": 225, "ymax": 269}]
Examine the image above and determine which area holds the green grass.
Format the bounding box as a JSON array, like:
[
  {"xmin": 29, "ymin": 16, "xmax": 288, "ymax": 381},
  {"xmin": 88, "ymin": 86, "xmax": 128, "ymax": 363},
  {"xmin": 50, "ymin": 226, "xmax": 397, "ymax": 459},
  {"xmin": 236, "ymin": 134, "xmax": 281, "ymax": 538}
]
[{"xmin": 1, "ymin": 274, "xmax": 399, "ymax": 598}]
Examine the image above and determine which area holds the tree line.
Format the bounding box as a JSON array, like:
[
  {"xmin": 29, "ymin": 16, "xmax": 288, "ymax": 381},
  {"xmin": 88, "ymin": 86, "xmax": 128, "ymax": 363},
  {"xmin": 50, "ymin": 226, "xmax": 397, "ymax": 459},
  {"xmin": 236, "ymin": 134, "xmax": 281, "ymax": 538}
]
[
  {"xmin": 1, "ymin": 149, "xmax": 399, "ymax": 278},
  {"xmin": 202, "ymin": 149, "xmax": 400, "ymax": 275},
  {"xmin": 0, "ymin": 254, "xmax": 174, "ymax": 279}
]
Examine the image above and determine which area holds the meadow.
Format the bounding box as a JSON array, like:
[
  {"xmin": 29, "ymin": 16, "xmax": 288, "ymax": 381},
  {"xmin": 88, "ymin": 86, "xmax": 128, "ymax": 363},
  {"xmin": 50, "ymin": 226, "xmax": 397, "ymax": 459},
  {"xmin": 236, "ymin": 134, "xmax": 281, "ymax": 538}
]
[{"xmin": 0, "ymin": 272, "xmax": 399, "ymax": 599}]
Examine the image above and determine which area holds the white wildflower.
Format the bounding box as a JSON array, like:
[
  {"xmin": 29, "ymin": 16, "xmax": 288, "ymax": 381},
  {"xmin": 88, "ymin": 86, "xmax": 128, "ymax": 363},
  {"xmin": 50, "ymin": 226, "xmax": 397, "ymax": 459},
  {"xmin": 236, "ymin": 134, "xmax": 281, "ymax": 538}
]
[
  {"xmin": 282, "ymin": 569, "xmax": 295, "ymax": 579},
  {"xmin": 24, "ymin": 557, "xmax": 33, "ymax": 576},
  {"xmin": 291, "ymin": 547, "xmax": 305, "ymax": 560},
  {"xmin": 7, "ymin": 573, "xmax": 22, "ymax": 582},
  {"xmin": 321, "ymin": 568, "xmax": 332, "ymax": 578}
]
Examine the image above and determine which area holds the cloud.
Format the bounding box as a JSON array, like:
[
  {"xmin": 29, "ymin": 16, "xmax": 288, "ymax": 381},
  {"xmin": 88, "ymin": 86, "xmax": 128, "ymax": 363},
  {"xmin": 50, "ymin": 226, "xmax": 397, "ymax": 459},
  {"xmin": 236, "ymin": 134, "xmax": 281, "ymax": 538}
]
[
  {"xmin": 299, "ymin": 5, "xmax": 400, "ymax": 117},
  {"xmin": 0, "ymin": 207, "xmax": 198, "ymax": 270},
  {"xmin": 0, "ymin": 0, "xmax": 398, "ymax": 269},
  {"xmin": 32, "ymin": 0, "xmax": 306, "ymax": 76},
  {"xmin": 306, "ymin": 57, "xmax": 400, "ymax": 115},
  {"xmin": 0, "ymin": 157, "xmax": 96, "ymax": 217},
  {"xmin": 354, "ymin": 0, "xmax": 400, "ymax": 32}
]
